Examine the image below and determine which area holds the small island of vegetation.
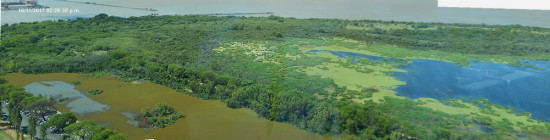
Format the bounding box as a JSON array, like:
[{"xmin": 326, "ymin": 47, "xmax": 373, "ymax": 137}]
[
  {"xmin": 87, "ymin": 89, "xmax": 104, "ymax": 95},
  {"xmin": 136, "ymin": 103, "xmax": 183, "ymax": 129},
  {"xmin": 71, "ymin": 81, "xmax": 81, "ymax": 85}
]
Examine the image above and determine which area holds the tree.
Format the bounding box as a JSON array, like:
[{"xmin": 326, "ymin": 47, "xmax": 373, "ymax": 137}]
[
  {"xmin": 202, "ymin": 70, "xmax": 217, "ymax": 82},
  {"xmin": 93, "ymin": 129, "xmax": 128, "ymax": 140},
  {"xmin": 109, "ymin": 50, "xmax": 129, "ymax": 59},
  {"xmin": 106, "ymin": 133, "xmax": 128, "ymax": 140},
  {"xmin": 28, "ymin": 115, "xmax": 38, "ymax": 139},
  {"xmin": 65, "ymin": 122, "xmax": 129, "ymax": 140},
  {"xmin": 25, "ymin": 99, "xmax": 56, "ymax": 120},
  {"xmin": 0, "ymin": 78, "xmax": 6, "ymax": 84},
  {"xmin": 8, "ymin": 91, "xmax": 32, "ymax": 110},
  {"xmin": 8, "ymin": 106, "xmax": 23, "ymax": 139},
  {"xmin": 40, "ymin": 124, "xmax": 47, "ymax": 140},
  {"xmin": 7, "ymin": 91, "xmax": 33, "ymax": 132},
  {"xmin": 93, "ymin": 129, "xmax": 116, "ymax": 140},
  {"xmin": 94, "ymin": 13, "xmax": 109, "ymax": 19},
  {"xmin": 45, "ymin": 112, "xmax": 77, "ymax": 131},
  {"xmin": 20, "ymin": 96, "xmax": 41, "ymax": 108}
]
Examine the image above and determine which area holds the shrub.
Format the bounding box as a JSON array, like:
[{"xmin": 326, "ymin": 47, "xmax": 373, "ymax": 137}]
[{"xmin": 87, "ymin": 89, "xmax": 103, "ymax": 95}]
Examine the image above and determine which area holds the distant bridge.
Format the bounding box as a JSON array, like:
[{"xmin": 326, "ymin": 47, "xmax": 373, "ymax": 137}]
[
  {"xmin": 55, "ymin": 0, "xmax": 157, "ymax": 11},
  {"xmin": 1, "ymin": 0, "xmax": 48, "ymax": 9}
]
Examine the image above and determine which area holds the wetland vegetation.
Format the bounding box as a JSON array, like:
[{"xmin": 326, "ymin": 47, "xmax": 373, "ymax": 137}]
[
  {"xmin": 136, "ymin": 103, "xmax": 183, "ymax": 129},
  {"xmin": 1, "ymin": 14, "xmax": 550, "ymax": 139},
  {"xmin": 86, "ymin": 89, "xmax": 104, "ymax": 95}
]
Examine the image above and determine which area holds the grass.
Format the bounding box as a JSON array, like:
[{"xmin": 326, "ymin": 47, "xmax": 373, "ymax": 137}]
[
  {"xmin": 418, "ymin": 98, "xmax": 546, "ymax": 131},
  {"xmin": 301, "ymin": 54, "xmax": 405, "ymax": 102},
  {"xmin": 0, "ymin": 130, "xmax": 14, "ymax": 140},
  {"xmin": 215, "ymin": 41, "xmax": 272, "ymax": 62}
]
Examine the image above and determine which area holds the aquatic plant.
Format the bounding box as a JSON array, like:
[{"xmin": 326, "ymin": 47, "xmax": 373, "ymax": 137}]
[
  {"xmin": 71, "ymin": 81, "xmax": 81, "ymax": 85},
  {"xmin": 87, "ymin": 89, "xmax": 104, "ymax": 95},
  {"xmin": 136, "ymin": 103, "xmax": 183, "ymax": 129}
]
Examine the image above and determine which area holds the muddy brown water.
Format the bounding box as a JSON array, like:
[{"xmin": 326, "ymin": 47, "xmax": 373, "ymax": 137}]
[{"xmin": 3, "ymin": 73, "xmax": 328, "ymax": 140}]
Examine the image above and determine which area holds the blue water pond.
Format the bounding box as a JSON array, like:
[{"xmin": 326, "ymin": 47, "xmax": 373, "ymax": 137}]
[
  {"xmin": 309, "ymin": 50, "xmax": 400, "ymax": 62},
  {"xmin": 310, "ymin": 50, "xmax": 550, "ymax": 122}
]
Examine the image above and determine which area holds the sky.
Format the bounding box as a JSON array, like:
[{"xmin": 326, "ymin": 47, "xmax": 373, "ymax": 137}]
[{"xmin": 439, "ymin": 0, "xmax": 550, "ymax": 10}]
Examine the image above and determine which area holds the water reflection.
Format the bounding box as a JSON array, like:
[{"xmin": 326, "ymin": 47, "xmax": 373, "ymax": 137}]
[{"xmin": 23, "ymin": 81, "xmax": 110, "ymax": 115}]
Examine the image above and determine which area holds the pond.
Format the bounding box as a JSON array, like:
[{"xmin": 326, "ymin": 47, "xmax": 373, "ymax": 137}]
[
  {"xmin": 310, "ymin": 50, "xmax": 550, "ymax": 122},
  {"xmin": 3, "ymin": 73, "xmax": 326, "ymax": 140},
  {"xmin": 309, "ymin": 50, "xmax": 399, "ymax": 62}
]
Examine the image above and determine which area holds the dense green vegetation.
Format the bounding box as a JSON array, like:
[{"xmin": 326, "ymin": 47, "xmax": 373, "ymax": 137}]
[
  {"xmin": 0, "ymin": 78, "xmax": 126, "ymax": 140},
  {"xmin": 86, "ymin": 89, "xmax": 103, "ymax": 95},
  {"xmin": 342, "ymin": 21, "xmax": 550, "ymax": 56},
  {"xmin": 65, "ymin": 120, "xmax": 128, "ymax": 140},
  {"xmin": 71, "ymin": 81, "xmax": 81, "ymax": 85},
  {"xmin": 46, "ymin": 112, "xmax": 77, "ymax": 132},
  {"xmin": 1, "ymin": 14, "xmax": 549, "ymax": 139},
  {"xmin": 136, "ymin": 103, "xmax": 183, "ymax": 129}
]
